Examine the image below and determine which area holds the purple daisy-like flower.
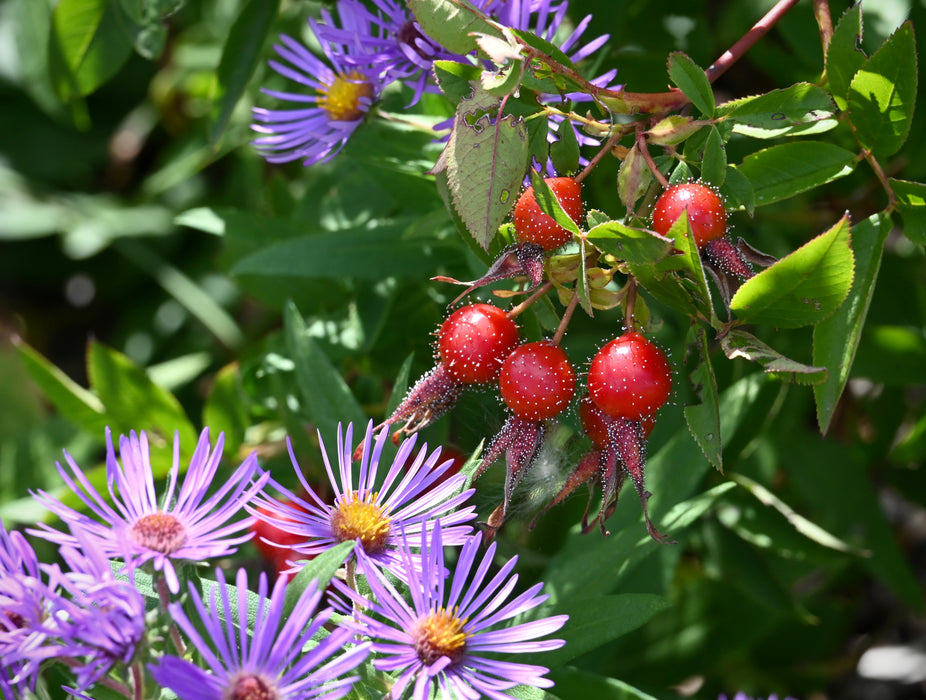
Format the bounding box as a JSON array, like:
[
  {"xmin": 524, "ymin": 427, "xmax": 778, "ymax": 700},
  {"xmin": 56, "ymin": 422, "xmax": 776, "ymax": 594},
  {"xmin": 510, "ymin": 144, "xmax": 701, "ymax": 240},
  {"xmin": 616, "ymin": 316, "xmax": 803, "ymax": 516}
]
[
  {"xmin": 334, "ymin": 523, "xmax": 568, "ymax": 700},
  {"xmin": 0, "ymin": 524, "xmax": 54, "ymax": 697},
  {"xmin": 252, "ymin": 14, "xmax": 384, "ymax": 166},
  {"xmin": 30, "ymin": 427, "xmax": 266, "ymax": 594},
  {"xmin": 40, "ymin": 538, "xmax": 147, "ymax": 690},
  {"xmin": 149, "ymin": 567, "xmax": 369, "ymax": 700},
  {"xmin": 250, "ymin": 421, "xmax": 476, "ymax": 581}
]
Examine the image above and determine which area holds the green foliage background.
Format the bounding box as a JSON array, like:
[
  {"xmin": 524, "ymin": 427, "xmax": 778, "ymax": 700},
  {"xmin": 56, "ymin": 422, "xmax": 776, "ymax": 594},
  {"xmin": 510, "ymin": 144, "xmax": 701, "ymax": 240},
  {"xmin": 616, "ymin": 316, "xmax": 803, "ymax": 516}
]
[{"xmin": 1, "ymin": 0, "xmax": 925, "ymax": 698}]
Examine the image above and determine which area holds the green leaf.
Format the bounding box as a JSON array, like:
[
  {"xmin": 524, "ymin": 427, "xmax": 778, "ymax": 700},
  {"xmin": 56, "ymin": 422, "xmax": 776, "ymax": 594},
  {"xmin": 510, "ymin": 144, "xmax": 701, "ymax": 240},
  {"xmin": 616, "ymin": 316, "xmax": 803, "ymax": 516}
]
[
  {"xmin": 730, "ymin": 213, "xmax": 855, "ymax": 328},
  {"xmin": 717, "ymin": 83, "xmax": 838, "ymax": 138},
  {"xmin": 721, "ymin": 164, "xmax": 755, "ymax": 216},
  {"xmin": 550, "ymin": 667, "xmax": 659, "ymax": 700},
  {"xmin": 87, "ymin": 341, "xmax": 198, "ymax": 449},
  {"xmin": 890, "ymin": 178, "xmax": 926, "ymax": 244},
  {"xmin": 616, "ymin": 143, "xmax": 652, "ymax": 215},
  {"xmin": 586, "ymin": 221, "xmax": 673, "ymax": 266},
  {"xmin": 848, "ymin": 21, "xmax": 917, "ymax": 157},
  {"xmin": 813, "ymin": 213, "xmax": 889, "ymax": 433},
  {"xmin": 528, "ymin": 170, "xmax": 582, "ymax": 237},
  {"xmin": 407, "ymin": 0, "xmax": 501, "ymax": 54},
  {"xmin": 282, "ymin": 541, "xmax": 355, "ymax": 619},
  {"xmin": 231, "ymin": 224, "xmax": 455, "ymax": 280},
  {"xmin": 210, "ymin": 0, "xmax": 279, "ymax": 147},
  {"xmin": 433, "ymin": 60, "xmax": 483, "ymax": 103},
  {"xmin": 550, "ymin": 114, "xmax": 580, "ymax": 175},
  {"xmin": 700, "ymin": 125, "xmax": 726, "ymax": 186},
  {"xmin": 737, "ymin": 142, "xmax": 856, "ymax": 206},
  {"xmin": 283, "ymin": 302, "xmax": 368, "ymax": 441},
  {"xmin": 667, "ymin": 51, "xmax": 714, "ymax": 117},
  {"xmin": 826, "ymin": 3, "xmax": 865, "ymax": 107},
  {"xmin": 538, "ymin": 594, "xmax": 670, "ymax": 669},
  {"xmin": 202, "ymin": 363, "xmax": 249, "ymax": 459},
  {"xmin": 646, "ymin": 116, "xmax": 702, "ymax": 146},
  {"xmin": 720, "ymin": 329, "xmax": 827, "ymax": 384},
  {"xmin": 432, "ymin": 84, "xmax": 529, "ymax": 250},
  {"xmin": 729, "ymin": 473, "xmax": 869, "ymax": 556},
  {"xmin": 684, "ymin": 326, "xmax": 722, "ymax": 472},
  {"xmin": 16, "ymin": 342, "xmax": 107, "ymax": 435},
  {"xmin": 49, "ymin": 0, "xmax": 134, "ymax": 99}
]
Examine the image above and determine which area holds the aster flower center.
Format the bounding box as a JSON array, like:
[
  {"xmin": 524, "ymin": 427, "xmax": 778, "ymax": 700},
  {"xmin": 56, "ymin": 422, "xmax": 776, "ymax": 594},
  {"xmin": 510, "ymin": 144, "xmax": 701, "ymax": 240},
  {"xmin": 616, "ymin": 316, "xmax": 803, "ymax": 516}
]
[
  {"xmin": 411, "ymin": 607, "xmax": 469, "ymax": 665},
  {"xmin": 129, "ymin": 512, "xmax": 188, "ymax": 554},
  {"xmin": 330, "ymin": 491, "xmax": 391, "ymax": 553},
  {"xmin": 224, "ymin": 671, "xmax": 279, "ymax": 700},
  {"xmin": 318, "ymin": 71, "xmax": 373, "ymax": 122}
]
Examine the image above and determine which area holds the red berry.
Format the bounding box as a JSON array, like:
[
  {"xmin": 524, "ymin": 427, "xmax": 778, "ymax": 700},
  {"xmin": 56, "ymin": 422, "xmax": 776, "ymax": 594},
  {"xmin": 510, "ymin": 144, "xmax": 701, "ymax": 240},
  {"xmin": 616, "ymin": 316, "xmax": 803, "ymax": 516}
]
[
  {"xmin": 579, "ymin": 395, "xmax": 655, "ymax": 448},
  {"xmin": 651, "ymin": 182, "xmax": 727, "ymax": 248},
  {"xmin": 499, "ymin": 341, "xmax": 576, "ymax": 421},
  {"xmin": 251, "ymin": 498, "xmax": 305, "ymax": 564},
  {"xmin": 513, "ymin": 177, "xmax": 583, "ymax": 251},
  {"xmin": 588, "ymin": 332, "xmax": 672, "ymax": 421},
  {"xmin": 438, "ymin": 304, "xmax": 519, "ymax": 384}
]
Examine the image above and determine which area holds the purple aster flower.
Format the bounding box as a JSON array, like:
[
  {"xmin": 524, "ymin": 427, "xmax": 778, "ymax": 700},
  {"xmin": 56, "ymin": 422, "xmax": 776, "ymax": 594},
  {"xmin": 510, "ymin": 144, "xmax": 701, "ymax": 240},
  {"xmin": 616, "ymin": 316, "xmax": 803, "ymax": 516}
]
[
  {"xmin": 333, "ymin": 523, "xmax": 568, "ymax": 700},
  {"xmin": 0, "ymin": 524, "xmax": 54, "ymax": 697},
  {"xmin": 250, "ymin": 421, "xmax": 476, "ymax": 581},
  {"xmin": 40, "ymin": 537, "xmax": 147, "ymax": 691},
  {"xmin": 252, "ymin": 16, "xmax": 384, "ymax": 166},
  {"xmin": 149, "ymin": 567, "xmax": 369, "ymax": 700},
  {"xmin": 30, "ymin": 427, "xmax": 267, "ymax": 594}
]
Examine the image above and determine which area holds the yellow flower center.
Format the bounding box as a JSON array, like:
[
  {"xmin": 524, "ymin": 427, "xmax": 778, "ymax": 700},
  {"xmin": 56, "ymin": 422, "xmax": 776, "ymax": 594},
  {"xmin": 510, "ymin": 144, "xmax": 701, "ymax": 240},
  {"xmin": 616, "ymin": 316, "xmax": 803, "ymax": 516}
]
[
  {"xmin": 411, "ymin": 608, "xmax": 470, "ymax": 665},
  {"xmin": 329, "ymin": 491, "xmax": 391, "ymax": 554},
  {"xmin": 129, "ymin": 512, "xmax": 188, "ymax": 554},
  {"xmin": 318, "ymin": 71, "xmax": 374, "ymax": 122}
]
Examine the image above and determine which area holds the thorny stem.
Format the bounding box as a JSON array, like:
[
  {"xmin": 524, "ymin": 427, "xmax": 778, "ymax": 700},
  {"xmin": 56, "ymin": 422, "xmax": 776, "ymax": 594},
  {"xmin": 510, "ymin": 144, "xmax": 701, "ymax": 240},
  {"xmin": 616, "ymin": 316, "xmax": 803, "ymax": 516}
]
[
  {"xmin": 552, "ymin": 288, "xmax": 581, "ymax": 345},
  {"xmin": 506, "ymin": 280, "xmax": 554, "ymax": 319},
  {"xmin": 706, "ymin": 0, "xmax": 802, "ymax": 83},
  {"xmin": 576, "ymin": 127, "xmax": 629, "ymax": 184},
  {"xmin": 635, "ymin": 128, "xmax": 669, "ymax": 189},
  {"xmin": 813, "ymin": 0, "xmax": 835, "ymax": 61}
]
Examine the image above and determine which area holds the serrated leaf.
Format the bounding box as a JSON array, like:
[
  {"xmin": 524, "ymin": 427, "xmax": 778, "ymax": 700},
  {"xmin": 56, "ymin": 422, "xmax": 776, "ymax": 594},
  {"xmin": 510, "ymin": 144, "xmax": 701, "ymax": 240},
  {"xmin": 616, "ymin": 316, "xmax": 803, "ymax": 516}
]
[
  {"xmin": 433, "ymin": 60, "xmax": 483, "ymax": 103},
  {"xmin": 684, "ymin": 326, "xmax": 722, "ymax": 471},
  {"xmin": 717, "ymin": 83, "xmax": 838, "ymax": 138},
  {"xmin": 730, "ymin": 473, "xmax": 869, "ymax": 556},
  {"xmin": 407, "ymin": 0, "xmax": 500, "ymax": 54},
  {"xmin": 890, "ymin": 178, "xmax": 926, "ymax": 244},
  {"xmin": 700, "ymin": 125, "xmax": 726, "ymax": 186},
  {"xmin": 730, "ymin": 213, "xmax": 854, "ymax": 328},
  {"xmin": 737, "ymin": 142, "xmax": 856, "ymax": 206},
  {"xmin": 586, "ymin": 221, "xmax": 673, "ymax": 265},
  {"xmin": 432, "ymin": 85, "xmax": 528, "ymax": 249},
  {"xmin": 550, "ymin": 115, "xmax": 580, "ymax": 175},
  {"xmin": 528, "ymin": 170, "xmax": 582, "ymax": 237},
  {"xmin": 720, "ymin": 329, "xmax": 827, "ymax": 384},
  {"xmin": 283, "ymin": 302, "xmax": 368, "ymax": 440},
  {"xmin": 827, "ymin": 3, "xmax": 865, "ymax": 106},
  {"xmin": 617, "ymin": 143, "xmax": 651, "ymax": 214},
  {"xmin": 87, "ymin": 341, "xmax": 198, "ymax": 447},
  {"xmin": 49, "ymin": 0, "xmax": 134, "ymax": 99},
  {"xmin": 481, "ymin": 63, "xmax": 521, "ymax": 96},
  {"xmin": 813, "ymin": 213, "xmax": 889, "ymax": 433},
  {"xmin": 721, "ymin": 165, "xmax": 755, "ymax": 216},
  {"xmin": 646, "ymin": 115, "xmax": 702, "ymax": 146},
  {"xmin": 667, "ymin": 51, "xmax": 714, "ymax": 117},
  {"xmin": 210, "ymin": 0, "xmax": 279, "ymax": 147},
  {"xmin": 848, "ymin": 21, "xmax": 917, "ymax": 157}
]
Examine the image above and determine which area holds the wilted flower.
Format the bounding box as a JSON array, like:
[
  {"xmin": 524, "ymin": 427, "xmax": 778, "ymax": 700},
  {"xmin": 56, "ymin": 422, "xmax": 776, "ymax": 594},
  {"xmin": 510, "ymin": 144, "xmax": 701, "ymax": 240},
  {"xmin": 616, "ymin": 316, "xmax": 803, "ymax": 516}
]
[
  {"xmin": 150, "ymin": 568, "xmax": 369, "ymax": 700},
  {"xmin": 334, "ymin": 524, "xmax": 568, "ymax": 700},
  {"xmin": 31, "ymin": 428, "xmax": 266, "ymax": 594},
  {"xmin": 250, "ymin": 422, "xmax": 476, "ymax": 580}
]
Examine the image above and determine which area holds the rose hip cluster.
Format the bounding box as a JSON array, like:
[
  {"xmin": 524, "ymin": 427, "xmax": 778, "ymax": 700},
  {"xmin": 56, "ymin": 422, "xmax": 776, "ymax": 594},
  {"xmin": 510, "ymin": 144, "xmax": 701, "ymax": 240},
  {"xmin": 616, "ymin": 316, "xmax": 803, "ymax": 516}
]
[{"xmin": 374, "ymin": 177, "xmax": 679, "ymax": 541}]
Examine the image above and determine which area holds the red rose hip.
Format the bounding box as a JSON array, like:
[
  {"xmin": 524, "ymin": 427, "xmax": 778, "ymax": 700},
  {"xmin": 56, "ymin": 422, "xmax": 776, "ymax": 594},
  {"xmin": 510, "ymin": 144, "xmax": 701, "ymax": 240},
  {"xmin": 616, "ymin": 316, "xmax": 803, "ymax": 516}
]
[
  {"xmin": 499, "ymin": 341, "xmax": 576, "ymax": 420},
  {"xmin": 438, "ymin": 304, "xmax": 519, "ymax": 384},
  {"xmin": 651, "ymin": 182, "xmax": 727, "ymax": 248},
  {"xmin": 513, "ymin": 177, "xmax": 583, "ymax": 251},
  {"xmin": 588, "ymin": 332, "xmax": 672, "ymax": 421}
]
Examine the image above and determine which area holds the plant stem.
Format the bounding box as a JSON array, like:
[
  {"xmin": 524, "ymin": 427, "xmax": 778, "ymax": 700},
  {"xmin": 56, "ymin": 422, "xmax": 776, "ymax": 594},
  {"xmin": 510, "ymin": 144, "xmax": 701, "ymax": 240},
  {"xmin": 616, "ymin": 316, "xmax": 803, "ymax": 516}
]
[
  {"xmin": 552, "ymin": 289, "xmax": 580, "ymax": 345},
  {"xmin": 576, "ymin": 127, "xmax": 630, "ymax": 184},
  {"xmin": 506, "ymin": 281, "xmax": 554, "ymax": 319},
  {"xmin": 155, "ymin": 575, "xmax": 186, "ymax": 657},
  {"xmin": 862, "ymin": 149, "xmax": 898, "ymax": 211},
  {"xmin": 706, "ymin": 0, "xmax": 802, "ymax": 83},
  {"xmin": 623, "ymin": 276, "xmax": 638, "ymax": 331},
  {"xmin": 635, "ymin": 129, "xmax": 669, "ymax": 189},
  {"xmin": 813, "ymin": 0, "xmax": 835, "ymax": 61}
]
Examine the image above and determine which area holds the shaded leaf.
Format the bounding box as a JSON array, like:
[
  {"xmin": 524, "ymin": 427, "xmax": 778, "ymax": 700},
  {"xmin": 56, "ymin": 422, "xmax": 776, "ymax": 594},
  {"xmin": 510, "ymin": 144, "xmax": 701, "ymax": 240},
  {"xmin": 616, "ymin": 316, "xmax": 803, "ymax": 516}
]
[
  {"xmin": 720, "ymin": 329, "xmax": 827, "ymax": 384},
  {"xmin": 826, "ymin": 3, "xmax": 865, "ymax": 107},
  {"xmin": 848, "ymin": 21, "xmax": 917, "ymax": 157},
  {"xmin": 737, "ymin": 142, "xmax": 856, "ymax": 206},
  {"xmin": 550, "ymin": 667, "xmax": 659, "ymax": 700},
  {"xmin": 700, "ymin": 125, "xmax": 726, "ymax": 186},
  {"xmin": 721, "ymin": 164, "xmax": 755, "ymax": 216},
  {"xmin": 890, "ymin": 178, "xmax": 926, "ymax": 244},
  {"xmin": 684, "ymin": 326, "xmax": 723, "ymax": 472},
  {"xmin": 730, "ymin": 213, "xmax": 855, "ymax": 328},
  {"xmin": 813, "ymin": 213, "xmax": 889, "ymax": 433}
]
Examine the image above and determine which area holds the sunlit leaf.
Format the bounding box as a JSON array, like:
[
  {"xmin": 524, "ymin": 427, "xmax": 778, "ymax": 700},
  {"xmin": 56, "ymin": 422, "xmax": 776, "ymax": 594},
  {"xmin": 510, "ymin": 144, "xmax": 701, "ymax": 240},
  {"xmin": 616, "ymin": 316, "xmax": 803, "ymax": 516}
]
[
  {"xmin": 667, "ymin": 51, "xmax": 714, "ymax": 117},
  {"xmin": 737, "ymin": 142, "xmax": 856, "ymax": 206}
]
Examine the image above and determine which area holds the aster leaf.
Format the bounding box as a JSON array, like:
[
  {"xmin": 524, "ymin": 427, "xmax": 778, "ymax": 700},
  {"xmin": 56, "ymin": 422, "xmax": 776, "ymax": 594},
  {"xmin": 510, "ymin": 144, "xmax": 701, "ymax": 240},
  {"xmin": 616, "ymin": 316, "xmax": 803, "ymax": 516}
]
[
  {"xmin": 433, "ymin": 84, "xmax": 529, "ymax": 250},
  {"xmin": 283, "ymin": 541, "xmax": 355, "ymax": 619},
  {"xmin": 847, "ymin": 21, "xmax": 917, "ymax": 157},
  {"xmin": 737, "ymin": 141, "xmax": 856, "ymax": 206},
  {"xmin": 730, "ymin": 213, "xmax": 855, "ymax": 329},
  {"xmin": 407, "ymin": 0, "xmax": 502, "ymax": 55},
  {"xmin": 813, "ymin": 213, "xmax": 889, "ymax": 433}
]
